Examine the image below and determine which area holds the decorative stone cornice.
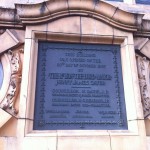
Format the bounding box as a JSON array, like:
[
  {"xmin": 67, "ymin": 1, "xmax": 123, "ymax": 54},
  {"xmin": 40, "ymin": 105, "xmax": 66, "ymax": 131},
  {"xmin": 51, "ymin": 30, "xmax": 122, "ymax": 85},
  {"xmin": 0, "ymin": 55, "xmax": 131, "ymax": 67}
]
[
  {"xmin": 0, "ymin": 0, "xmax": 150, "ymax": 35},
  {"xmin": 0, "ymin": 7, "xmax": 22, "ymax": 28}
]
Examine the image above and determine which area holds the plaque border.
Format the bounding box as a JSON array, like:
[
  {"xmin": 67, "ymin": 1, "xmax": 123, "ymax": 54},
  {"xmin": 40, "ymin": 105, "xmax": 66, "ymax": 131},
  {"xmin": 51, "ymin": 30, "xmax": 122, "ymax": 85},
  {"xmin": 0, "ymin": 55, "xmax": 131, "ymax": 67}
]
[{"xmin": 22, "ymin": 29, "xmax": 141, "ymax": 137}]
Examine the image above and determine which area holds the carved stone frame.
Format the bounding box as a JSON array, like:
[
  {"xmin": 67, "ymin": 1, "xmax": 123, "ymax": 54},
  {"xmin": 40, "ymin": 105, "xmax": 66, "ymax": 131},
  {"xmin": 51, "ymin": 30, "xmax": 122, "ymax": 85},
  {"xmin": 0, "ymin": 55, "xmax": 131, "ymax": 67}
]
[{"xmin": 19, "ymin": 23, "xmax": 144, "ymax": 138}]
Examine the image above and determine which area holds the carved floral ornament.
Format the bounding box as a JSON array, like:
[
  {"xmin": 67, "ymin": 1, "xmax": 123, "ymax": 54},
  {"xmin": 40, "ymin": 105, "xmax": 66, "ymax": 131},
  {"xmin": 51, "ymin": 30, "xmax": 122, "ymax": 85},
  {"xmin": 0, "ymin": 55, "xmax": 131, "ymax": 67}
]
[
  {"xmin": 137, "ymin": 56, "xmax": 150, "ymax": 119},
  {"xmin": 0, "ymin": 49, "xmax": 22, "ymax": 116}
]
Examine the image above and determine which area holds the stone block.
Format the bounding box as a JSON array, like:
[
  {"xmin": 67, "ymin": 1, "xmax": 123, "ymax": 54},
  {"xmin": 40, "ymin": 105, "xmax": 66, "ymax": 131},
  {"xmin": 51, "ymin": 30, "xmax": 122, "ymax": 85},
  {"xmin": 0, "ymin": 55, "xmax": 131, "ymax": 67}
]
[
  {"xmin": 47, "ymin": 16, "xmax": 80, "ymax": 34},
  {"xmin": 25, "ymin": 24, "xmax": 47, "ymax": 39},
  {"xmin": 147, "ymin": 136, "xmax": 150, "ymax": 150},
  {"xmin": 94, "ymin": 1, "xmax": 117, "ymax": 19},
  {"xmin": 18, "ymin": 39, "xmax": 34, "ymax": 118},
  {"xmin": 119, "ymin": 45, "xmax": 138, "ymax": 121},
  {"xmin": 134, "ymin": 37, "xmax": 148, "ymax": 50},
  {"xmin": 68, "ymin": 0, "xmax": 94, "ymax": 11},
  {"xmin": 126, "ymin": 45, "xmax": 144, "ymax": 119},
  {"xmin": 16, "ymin": 2, "xmax": 49, "ymax": 18},
  {"xmin": 0, "ymin": 30, "xmax": 20, "ymax": 53},
  {"xmin": 145, "ymin": 119, "xmax": 150, "ymax": 136},
  {"xmin": 57, "ymin": 130, "xmax": 109, "ymax": 137},
  {"xmin": 46, "ymin": 0, "xmax": 68, "ymax": 14},
  {"xmin": 114, "ymin": 28, "xmax": 134, "ymax": 45},
  {"xmin": 81, "ymin": 35, "xmax": 113, "ymax": 44},
  {"xmin": 9, "ymin": 29, "xmax": 25, "ymax": 43},
  {"xmin": 46, "ymin": 33, "xmax": 80, "ymax": 43},
  {"xmin": 7, "ymin": 138, "xmax": 17, "ymax": 150},
  {"xmin": 57, "ymin": 136, "xmax": 111, "ymax": 150},
  {"xmin": 23, "ymin": 137, "xmax": 56, "ymax": 150},
  {"xmin": 0, "ymin": 108, "xmax": 12, "ymax": 128},
  {"xmin": 0, "ymin": 117, "xmax": 18, "ymax": 136},
  {"xmin": 81, "ymin": 17, "xmax": 113, "ymax": 36},
  {"xmin": 0, "ymin": 138, "xmax": 7, "ymax": 150},
  {"xmin": 140, "ymin": 40, "xmax": 150, "ymax": 59},
  {"xmin": 111, "ymin": 135, "xmax": 146, "ymax": 150}
]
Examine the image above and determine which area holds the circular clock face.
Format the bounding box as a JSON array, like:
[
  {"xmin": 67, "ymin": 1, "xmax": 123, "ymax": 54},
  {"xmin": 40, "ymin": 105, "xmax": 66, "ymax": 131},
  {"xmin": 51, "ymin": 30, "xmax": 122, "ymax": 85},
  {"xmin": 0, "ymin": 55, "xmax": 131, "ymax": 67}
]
[{"xmin": 0, "ymin": 61, "xmax": 3, "ymax": 89}]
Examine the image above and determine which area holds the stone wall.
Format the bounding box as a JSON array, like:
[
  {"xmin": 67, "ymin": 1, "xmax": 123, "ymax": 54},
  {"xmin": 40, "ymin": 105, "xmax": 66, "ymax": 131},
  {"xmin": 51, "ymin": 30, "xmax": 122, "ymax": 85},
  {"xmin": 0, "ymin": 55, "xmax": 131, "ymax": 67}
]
[{"xmin": 0, "ymin": 0, "xmax": 150, "ymax": 150}]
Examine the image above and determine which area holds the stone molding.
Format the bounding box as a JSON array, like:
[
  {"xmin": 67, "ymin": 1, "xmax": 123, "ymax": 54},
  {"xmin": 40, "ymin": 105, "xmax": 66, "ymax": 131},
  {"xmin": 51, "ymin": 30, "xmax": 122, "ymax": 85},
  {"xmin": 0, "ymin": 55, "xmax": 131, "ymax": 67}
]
[
  {"xmin": 0, "ymin": 0, "xmax": 150, "ymax": 35},
  {"xmin": 134, "ymin": 37, "xmax": 150, "ymax": 59},
  {"xmin": 15, "ymin": 0, "xmax": 143, "ymax": 31},
  {"xmin": 0, "ymin": 30, "xmax": 19, "ymax": 54},
  {"xmin": 137, "ymin": 56, "xmax": 150, "ymax": 119},
  {"xmin": 0, "ymin": 29, "xmax": 25, "ymax": 54}
]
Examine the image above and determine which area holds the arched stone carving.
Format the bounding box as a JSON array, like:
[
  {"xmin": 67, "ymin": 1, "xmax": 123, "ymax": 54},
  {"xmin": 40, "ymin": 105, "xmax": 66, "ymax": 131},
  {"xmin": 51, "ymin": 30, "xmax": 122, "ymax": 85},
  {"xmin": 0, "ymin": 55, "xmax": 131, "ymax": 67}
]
[
  {"xmin": 0, "ymin": 0, "xmax": 149, "ymax": 35},
  {"xmin": 0, "ymin": 49, "xmax": 22, "ymax": 116},
  {"xmin": 137, "ymin": 56, "xmax": 150, "ymax": 119}
]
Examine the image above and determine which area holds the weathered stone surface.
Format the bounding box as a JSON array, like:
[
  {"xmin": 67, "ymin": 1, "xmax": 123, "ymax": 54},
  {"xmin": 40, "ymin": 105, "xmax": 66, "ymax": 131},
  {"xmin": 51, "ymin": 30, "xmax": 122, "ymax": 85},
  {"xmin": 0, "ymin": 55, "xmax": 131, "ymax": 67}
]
[
  {"xmin": 0, "ymin": 108, "xmax": 12, "ymax": 128},
  {"xmin": 0, "ymin": 29, "xmax": 24, "ymax": 53},
  {"xmin": 145, "ymin": 119, "xmax": 150, "ymax": 136},
  {"xmin": 47, "ymin": 16, "xmax": 80, "ymax": 33},
  {"xmin": 0, "ymin": 138, "xmax": 6, "ymax": 150},
  {"xmin": 111, "ymin": 135, "xmax": 146, "ymax": 150},
  {"xmin": 0, "ymin": 0, "xmax": 44, "ymax": 8},
  {"xmin": 0, "ymin": 0, "xmax": 149, "ymax": 150},
  {"xmin": 57, "ymin": 136, "xmax": 111, "ymax": 150}
]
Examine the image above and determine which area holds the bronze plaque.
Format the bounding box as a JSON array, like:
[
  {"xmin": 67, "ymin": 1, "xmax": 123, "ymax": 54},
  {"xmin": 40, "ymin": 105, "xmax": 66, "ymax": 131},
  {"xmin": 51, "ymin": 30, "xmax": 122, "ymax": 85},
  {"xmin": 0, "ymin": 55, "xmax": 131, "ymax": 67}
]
[{"xmin": 33, "ymin": 42, "xmax": 127, "ymax": 130}]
